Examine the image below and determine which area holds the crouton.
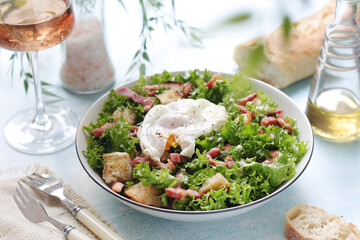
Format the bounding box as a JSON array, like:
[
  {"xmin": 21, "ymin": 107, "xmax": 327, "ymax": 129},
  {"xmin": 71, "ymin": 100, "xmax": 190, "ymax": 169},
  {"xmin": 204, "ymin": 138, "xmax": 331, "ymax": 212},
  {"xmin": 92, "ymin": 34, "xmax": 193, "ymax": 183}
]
[
  {"xmin": 102, "ymin": 152, "xmax": 133, "ymax": 184},
  {"xmin": 160, "ymin": 81, "xmax": 184, "ymax": 96},
  {"xmin": 125, "ymin": 182, "xmax": 162, "ymax": 207},
  {"xmin": 198, "ymin": 173, "xmax": 230, "ymax": 196},
  {"xmin": 156, "ymin": 90, "xmax": 182, "ymax": 105},
  {"xmin": 112, "ymin": 107, "xmax": 137, "ymax": 125},
  {"xmin": 111, "ymin": 182, "xmax": 124, "ymax": 193}
]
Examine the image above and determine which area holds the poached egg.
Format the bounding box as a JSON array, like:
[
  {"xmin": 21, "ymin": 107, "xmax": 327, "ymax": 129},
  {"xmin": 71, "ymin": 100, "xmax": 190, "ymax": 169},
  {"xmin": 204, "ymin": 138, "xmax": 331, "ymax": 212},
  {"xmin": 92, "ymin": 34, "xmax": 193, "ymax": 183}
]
[{"xmin": 137, "ymin": 99, "xmax": 228, "ymax": 162}]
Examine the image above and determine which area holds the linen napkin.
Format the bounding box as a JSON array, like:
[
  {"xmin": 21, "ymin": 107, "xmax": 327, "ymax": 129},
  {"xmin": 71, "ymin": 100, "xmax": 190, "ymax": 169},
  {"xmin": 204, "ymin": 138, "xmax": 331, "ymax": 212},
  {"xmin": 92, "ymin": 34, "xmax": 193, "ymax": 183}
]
[{"xmin": 0, "ymin": 163, "xmax": 119, "ymax": 240}]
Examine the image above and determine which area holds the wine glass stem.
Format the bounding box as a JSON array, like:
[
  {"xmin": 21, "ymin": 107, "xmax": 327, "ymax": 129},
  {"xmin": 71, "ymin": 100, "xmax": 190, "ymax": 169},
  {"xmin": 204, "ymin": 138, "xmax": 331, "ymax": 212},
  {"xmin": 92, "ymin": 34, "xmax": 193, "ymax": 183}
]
[{"xmin": 29, "ymin": 52, "xmax": 52, "ymax": 131}]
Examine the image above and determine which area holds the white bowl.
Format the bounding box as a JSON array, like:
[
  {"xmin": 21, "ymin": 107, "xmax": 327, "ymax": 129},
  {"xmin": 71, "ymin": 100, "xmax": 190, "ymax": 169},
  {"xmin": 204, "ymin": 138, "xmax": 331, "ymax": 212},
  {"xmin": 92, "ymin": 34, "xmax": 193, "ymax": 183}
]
[{"xmin": 76, "ymin": 72, "xmax": 314, "ymax": 222}]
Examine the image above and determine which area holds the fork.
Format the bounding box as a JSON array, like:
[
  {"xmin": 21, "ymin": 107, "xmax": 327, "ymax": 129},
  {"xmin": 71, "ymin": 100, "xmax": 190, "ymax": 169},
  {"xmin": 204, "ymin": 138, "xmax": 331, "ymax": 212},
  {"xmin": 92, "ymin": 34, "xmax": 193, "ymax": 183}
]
[
  {"xmin": 21, "ymin": 173, "xmax": 123, "ymax": 240},
  {"xmin": 14, "ymin": 181, "xmax": 91, "ymax": 240}
]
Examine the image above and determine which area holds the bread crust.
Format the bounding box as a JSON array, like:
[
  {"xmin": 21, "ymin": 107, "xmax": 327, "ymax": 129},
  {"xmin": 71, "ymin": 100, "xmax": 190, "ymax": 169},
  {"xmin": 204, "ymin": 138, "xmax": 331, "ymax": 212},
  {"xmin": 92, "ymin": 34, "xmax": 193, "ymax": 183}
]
[
  {"xmin": 233, "ymin": 0, "xmax": 336, "ymax": 88},
  {"xmin": 125, "ymin": 182, "xmax": 162, "ymax": 207}
]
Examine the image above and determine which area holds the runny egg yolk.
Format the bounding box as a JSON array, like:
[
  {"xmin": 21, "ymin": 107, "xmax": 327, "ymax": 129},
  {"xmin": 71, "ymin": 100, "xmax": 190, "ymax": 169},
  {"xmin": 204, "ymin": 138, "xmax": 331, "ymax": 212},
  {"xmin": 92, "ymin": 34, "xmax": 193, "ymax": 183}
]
[{"xmin": 165, "ymin": 134, "xmax": 175, "ymax": 150}]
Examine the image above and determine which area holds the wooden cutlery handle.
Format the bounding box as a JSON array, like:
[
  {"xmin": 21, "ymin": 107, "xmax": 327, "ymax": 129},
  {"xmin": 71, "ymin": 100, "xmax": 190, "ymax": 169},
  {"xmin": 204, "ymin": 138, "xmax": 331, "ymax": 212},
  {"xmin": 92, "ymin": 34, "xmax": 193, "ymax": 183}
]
[
  {"xmin": 67, "ymin": 228, "xmax": 92, "ymax": 240},
  {"xmin": 76, "ymin": 208, "xmax": 124, "ymax": 240}
]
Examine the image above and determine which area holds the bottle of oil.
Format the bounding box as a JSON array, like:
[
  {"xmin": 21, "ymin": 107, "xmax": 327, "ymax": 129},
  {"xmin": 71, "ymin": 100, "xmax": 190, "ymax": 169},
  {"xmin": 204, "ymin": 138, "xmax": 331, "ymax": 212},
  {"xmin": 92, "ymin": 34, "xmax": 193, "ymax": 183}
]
[{"xmin": 306, "ymin": 0, "xmax": 360, "ymax": 141}]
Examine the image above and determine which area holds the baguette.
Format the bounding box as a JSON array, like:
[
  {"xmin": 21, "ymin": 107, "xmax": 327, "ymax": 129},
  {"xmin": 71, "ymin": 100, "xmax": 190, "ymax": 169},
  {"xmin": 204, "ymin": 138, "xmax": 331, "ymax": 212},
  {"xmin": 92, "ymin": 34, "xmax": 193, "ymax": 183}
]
[
  {"xmin": 285, "ymin": 203, "xmax": 360, "ymax": 240},
  {"xmin": 233, "ymin": 1, "xmax": 335, "ymax": 89}
]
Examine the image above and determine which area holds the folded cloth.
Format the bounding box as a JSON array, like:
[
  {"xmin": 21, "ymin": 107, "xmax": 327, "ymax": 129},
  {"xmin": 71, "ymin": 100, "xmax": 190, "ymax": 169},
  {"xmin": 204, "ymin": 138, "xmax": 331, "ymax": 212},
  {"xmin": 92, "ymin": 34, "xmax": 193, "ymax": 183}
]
[{"xmin": 0, "ymin": 163, "xmax": 115, "ymax": 240}]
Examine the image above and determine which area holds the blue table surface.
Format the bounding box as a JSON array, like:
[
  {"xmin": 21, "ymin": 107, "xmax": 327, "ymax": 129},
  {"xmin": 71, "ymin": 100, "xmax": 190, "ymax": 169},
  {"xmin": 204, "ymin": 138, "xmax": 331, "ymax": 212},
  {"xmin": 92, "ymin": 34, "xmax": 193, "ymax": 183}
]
[{"xmin": 1, "ymin": 1, "xmax": 359, "ymax": 239}]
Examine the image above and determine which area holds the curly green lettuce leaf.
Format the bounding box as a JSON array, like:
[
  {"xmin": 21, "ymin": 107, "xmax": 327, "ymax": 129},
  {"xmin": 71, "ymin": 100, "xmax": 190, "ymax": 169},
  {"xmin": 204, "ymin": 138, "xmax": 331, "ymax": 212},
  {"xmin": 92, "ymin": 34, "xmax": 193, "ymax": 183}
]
[
  {"xmin": 245, "ymin": 90, "xmax": 278, "ymax": 115},
  {"xmin": 184, "ymin": 149, "xmax": 210, "ymax": 174},
  {"xmin": 83, "ymin": 120, "xmax": 139, "ymax": 168},
  {"xmin": 103, "ymin": 89, "xmax": 145, "ymax": 124},
  {"xmin": 133, "ymin": 162, "xmax": 178, "ymax": 189}
]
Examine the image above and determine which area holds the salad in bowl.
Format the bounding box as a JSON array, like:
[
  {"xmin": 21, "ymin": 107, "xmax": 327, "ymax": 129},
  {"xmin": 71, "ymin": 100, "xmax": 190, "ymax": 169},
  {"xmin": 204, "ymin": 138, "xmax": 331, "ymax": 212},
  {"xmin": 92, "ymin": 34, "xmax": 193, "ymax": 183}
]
[{"xmin": 78, "ymin": 70, "xmax": 312, "ymax": 220}]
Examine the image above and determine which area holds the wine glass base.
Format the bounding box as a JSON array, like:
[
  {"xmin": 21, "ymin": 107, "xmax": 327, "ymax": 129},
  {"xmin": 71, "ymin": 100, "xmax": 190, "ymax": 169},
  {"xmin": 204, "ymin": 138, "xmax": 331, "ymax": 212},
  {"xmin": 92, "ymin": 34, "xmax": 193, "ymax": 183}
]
[{"xmin": 4, "ymin": 106, "xmax": 79, "ymax": 155}]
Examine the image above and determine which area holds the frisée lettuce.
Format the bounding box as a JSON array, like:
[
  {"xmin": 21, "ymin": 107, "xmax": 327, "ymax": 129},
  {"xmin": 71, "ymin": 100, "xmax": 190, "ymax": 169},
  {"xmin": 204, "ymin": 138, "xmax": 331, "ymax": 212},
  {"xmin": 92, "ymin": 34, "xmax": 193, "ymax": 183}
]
[{"xmin": 83, "ymin": 69, "xmax": 308, "ymax": 211}]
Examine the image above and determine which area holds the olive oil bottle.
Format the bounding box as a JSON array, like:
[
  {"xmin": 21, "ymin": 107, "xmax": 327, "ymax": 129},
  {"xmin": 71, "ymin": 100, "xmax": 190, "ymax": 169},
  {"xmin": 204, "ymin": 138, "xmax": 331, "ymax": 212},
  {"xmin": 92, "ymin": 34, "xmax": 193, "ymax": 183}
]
[{"xmin": 306, "ymin": 0, "xmax": 360, "ymax": 141}]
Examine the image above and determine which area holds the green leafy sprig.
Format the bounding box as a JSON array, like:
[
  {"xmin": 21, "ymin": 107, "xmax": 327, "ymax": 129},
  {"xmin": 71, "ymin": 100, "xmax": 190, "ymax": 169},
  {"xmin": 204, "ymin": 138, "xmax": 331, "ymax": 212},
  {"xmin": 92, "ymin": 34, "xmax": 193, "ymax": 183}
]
[
  {"xmin": 8, "ymin": 52, "xmax": 61, "ymax": 98},
  {"xmin": 125, "ymin": 0, "xmax": 205, "ymax": 77}
]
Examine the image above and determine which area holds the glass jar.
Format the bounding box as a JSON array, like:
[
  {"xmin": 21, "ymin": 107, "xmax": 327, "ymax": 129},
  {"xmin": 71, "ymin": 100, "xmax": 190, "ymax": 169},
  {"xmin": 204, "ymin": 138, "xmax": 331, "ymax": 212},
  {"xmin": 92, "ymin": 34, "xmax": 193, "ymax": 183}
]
[
  {"xmin": 60, "ymin": 0, "xmax": 115, "ymax": 94},
  {"xmin": 305, "ymin": 0, "xmax": 360, "ymax": 141}
]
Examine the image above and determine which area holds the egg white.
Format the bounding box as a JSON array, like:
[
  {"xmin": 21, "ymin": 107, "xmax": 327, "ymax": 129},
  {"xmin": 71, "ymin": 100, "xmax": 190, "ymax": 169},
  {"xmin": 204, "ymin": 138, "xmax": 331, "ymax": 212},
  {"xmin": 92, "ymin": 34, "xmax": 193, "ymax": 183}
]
[{"xmin": 137, "ymin": 99, "xmax": 228, "ymax": 162}]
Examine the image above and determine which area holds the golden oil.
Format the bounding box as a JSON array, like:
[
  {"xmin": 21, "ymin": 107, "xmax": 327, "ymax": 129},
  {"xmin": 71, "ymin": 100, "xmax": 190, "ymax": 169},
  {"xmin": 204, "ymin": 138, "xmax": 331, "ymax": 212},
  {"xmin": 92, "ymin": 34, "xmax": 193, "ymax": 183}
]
[{"xmin": 306, "ymin": 88, "xmax": 360, "ymax": 141}]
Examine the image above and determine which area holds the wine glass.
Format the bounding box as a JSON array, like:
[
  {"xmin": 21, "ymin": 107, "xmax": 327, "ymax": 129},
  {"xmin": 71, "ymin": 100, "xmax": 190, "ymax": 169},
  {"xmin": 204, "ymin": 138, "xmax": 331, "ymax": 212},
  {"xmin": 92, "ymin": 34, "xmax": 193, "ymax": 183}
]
[{"xmin": 0, "ymin": 0, "xmax": 78, "ymax": 154}]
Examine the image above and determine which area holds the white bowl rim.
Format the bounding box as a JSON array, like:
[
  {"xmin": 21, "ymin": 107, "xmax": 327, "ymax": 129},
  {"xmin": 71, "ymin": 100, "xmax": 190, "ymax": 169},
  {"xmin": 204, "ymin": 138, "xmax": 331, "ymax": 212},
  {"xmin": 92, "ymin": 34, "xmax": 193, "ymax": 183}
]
[{"xmin": 75, "ymin": 71, "xmax": 314, "ymax": 216}]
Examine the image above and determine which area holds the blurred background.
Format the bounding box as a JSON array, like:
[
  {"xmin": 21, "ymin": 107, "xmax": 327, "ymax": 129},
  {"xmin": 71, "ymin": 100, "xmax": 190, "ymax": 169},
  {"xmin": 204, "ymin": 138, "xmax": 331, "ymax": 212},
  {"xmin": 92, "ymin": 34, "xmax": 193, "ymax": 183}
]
[{"xmin": 0, "ymin": 0, "xmax": 329, "ymax": 94}]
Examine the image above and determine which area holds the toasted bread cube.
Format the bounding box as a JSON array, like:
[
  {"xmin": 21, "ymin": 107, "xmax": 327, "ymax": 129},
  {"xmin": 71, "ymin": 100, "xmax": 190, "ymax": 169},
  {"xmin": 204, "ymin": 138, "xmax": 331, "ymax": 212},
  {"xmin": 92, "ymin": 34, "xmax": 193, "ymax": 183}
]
[
  {"xmin": 156, "ymin": 90, "xmax": 181, "ymax": 105},
  {"xmin": 125, "ymin": 182, "xmax": 162, "ymax": 207},
  {"xmin": 112, "ymin": 107, "xmax": 137, "ymax": 125},
  {"xmin": 160, "ymin": 82, "xmax": 184, "ymax": 96},
  {"xmin": 198, "ymin": 173, "xmax": 230, "ymax": 196},
  {"xmin": 111, "ymin": 182, "xmax": 124, "ymax": 193},
  {"xmin": 102, "ymin": 152, "xmax": 133, "ymax": 184}
]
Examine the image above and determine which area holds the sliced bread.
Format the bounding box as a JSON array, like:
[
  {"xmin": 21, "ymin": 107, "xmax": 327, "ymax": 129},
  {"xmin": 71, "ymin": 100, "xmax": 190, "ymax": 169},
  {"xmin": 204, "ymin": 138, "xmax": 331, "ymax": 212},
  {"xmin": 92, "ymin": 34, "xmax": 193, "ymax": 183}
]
[
  {"xmin": 285, "ymin": 203, "xmax": 360, "ymax": 240},
  {"xmin": 233, "ymin": 0, "xmax": 335, "ymax": 89}
]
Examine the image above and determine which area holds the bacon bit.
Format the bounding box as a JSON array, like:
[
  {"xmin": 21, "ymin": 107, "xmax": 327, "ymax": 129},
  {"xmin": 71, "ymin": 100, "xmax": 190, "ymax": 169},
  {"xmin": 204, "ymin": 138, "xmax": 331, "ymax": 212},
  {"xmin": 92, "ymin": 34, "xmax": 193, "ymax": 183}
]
[
  {"xmin": 225, "ymin": 156, "xmax": 236, "ymax": 168},
  {"xmin": 237, "ymin": 93, "xmax": 257, "ymax": 106},
  {"xmin": 183, "ymin": 82, "xmax": 193, "ymax": 97},
  {"xmin": 160, "ymin": 150, "xmax": 170, "ymax": 162},
  {"xmin": 243, "ymin": 112, "xmax": 253, "ymax": 126},
  {"xmin": 260, "ymin": 113, "xmax": 294, "ymax": 134},
  {"xmin": 208, "ymin": 148, "xmax": 221, "ymax": 158},
  {"xmin": 142, "ymin": 85, "xmax": 160, "ymax": 91},
  {"xmin": 238, "ymin": 105, "xmax": 255, "ymax": 118},
  {"xmin": 165, "ymin": 188, "xmax": 200, "ymax": 200},
  {"xmin": 129, "ymin": 126, "xmax": 139, "ymax": 137},
  {"xmin": 238, "ymin": 105, "xmax": 249, "ymax": 114},
  {"xmin": 277, "ymin": 113, "xmax": 294, "ymax": 134},
  {"xmin": 258, "ymin": 129, "xmax": 265, "ymax": 134},
  {"xmin": 172, "ymin": 169, "xmax": 185, "ymax": 189},
  {"xmin": 260, "ymin": 116, "xmax": 278, "ymax": 127},
  {"xmin": 147, "ymin": 91, "xmax": 156, "ymax": 97},
  {"xmin": 117, "ymin": 87, "xmax": 154, "ymax": 111},
  {"xmin": 153, "ymin": 159, "xmax": 175, "ymax": 171},
  {"xmin": 168, "ymin": 154, "xmax": 190, "ymax": 165},
  {"xmin": 111, "ymin": 182, "xmax": 124, "ymax": 193},
  {"xmin": 208, "ymin": 155, "xmax": 235, "ymax": 168},
  {"xmin": 238, "ymin": 105, "xmax": 255, "ymax": 125},
  {"xmin": 132, "ymin": 156, "xmax": 151, "ymax": 168},
  {"xmin": 222, "ymin": 144, "xmax": 232, "ymax": 152},
  {"xmin": 205, "ymin": 73, "xmax": 222, "ymax": 89},
  {"xmin": 263, "ymin": 150, "xmax": 279, "ymax": 164},
  {"xmin": 206, "ymin": 153, "xmax": 227, "ymax": 168},
  {"xmin": 163, "ymin": 160, "xmax": 175, "ymax": 171},
  {"xmin": 169, "ymin": 153, "xmax": 182, "ymax": 164},
  {"xmin": 132, "ymin": 156, "xmax": 175, "ymax": 171},
  {"xmin": 91, "ymin": 122, "xmax": 117, "ymax": 137},
  {"xmin": 266, "ymin": 109, "xmax": 283, "ymax": 116},
  {"xmin": 210, "ymin": 159, "xmax": 228, "ymax": 168}
]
